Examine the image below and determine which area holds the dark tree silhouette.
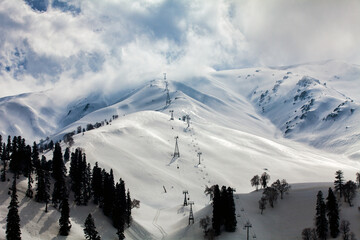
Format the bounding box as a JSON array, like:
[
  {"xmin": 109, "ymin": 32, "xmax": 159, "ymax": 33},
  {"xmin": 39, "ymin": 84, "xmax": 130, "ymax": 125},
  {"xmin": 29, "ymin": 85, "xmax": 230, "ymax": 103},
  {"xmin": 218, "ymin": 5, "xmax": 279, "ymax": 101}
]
[
  {"xmin": 343, "ymin": 180, "xmax": 357, "ymax": 206},
  {"xmin": 326, "ymin": 188, "xmax": 339, "ymax": 238},
  {"xmin": 212, "ymin": 185, "xmax": 221, "ymax": 236},
  {"xmin": 259, "ymin": 196, "xmax": 267, "ymax": 214},
  {"xmin": 126, "ymin": 189, "xmax": 132, "ymax": 227},
  {"xmin": 251, "ymin": 175, "xmax": 260, "ymax": 191},
  {"xmin": 315, "ymin": 191, "xmax": 328, "ymax": 240},
  {"xmin": 52, "ymin": 143, "xmax": 67, "ymax": 208},
  {"xmin": 260, "ymin": 172, "xmax": 270, "ymax": 189},
  {"xmin": 6, "ymin": 177, "xmax": 21, "ymax": 240},
  {"xmin": 59, "ymin": 196, "xmax": 71, "ymax": 236},
  {"xmin": 263, "ymin": 187, "xmax": 278, "ymax": 208},
  {"xmin": 334, "ymin": 170, "xmax": 345, "ymax": 199},
  {"xmin": 272, "ymin": 179, "xmax": 291, "ymax": 199},
  {"xmin": 340, "ymin": 220, "xmax": 350, "ymax": 240},
  {"xmin": 84, "ymin": 213, "xmax": 101, "ymax": 240},
  {"xmin": 224, "ymin": 187, "xmax": 237, "ymax": 232},
  {"xmin": 92, "ymin": 162, "xmax": 102, "ymax": 205}
]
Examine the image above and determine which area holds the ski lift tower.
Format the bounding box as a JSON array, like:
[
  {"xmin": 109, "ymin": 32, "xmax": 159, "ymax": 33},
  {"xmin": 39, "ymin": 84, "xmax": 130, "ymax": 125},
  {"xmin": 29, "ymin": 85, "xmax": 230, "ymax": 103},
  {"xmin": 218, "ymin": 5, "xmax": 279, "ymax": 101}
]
[
  {"xmin": 186, "ymin": 115, "xmax": 191, "ymax": 128},
  {"xmin": 174, "ymin": 136, "xmax": 180, "ymax": 157},
  {"xmin": 197, "ymin": 152, "xmax": 202, "ymax": 165},
  {"xmin": 188, "ymin": 201, "xmax": 195, "ymax": 225},
  {"xmin": 183, "ymin": 190, "xmax": 188, "ymax": 206},
  {"xmin": 169, "ymin": 110, "xmax": 174, "ymax": 120},
  {"xmin": 244, "ymin": 221, "xmax": 252, "ymax": 240}
]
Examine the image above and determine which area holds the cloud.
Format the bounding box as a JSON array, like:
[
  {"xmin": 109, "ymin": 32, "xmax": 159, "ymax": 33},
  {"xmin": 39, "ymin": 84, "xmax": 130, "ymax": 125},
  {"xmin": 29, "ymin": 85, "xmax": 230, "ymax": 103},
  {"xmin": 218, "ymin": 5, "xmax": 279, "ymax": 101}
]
[{"xmin": 0, "ymin": 0, "xmax": 359, "ymax": 99}]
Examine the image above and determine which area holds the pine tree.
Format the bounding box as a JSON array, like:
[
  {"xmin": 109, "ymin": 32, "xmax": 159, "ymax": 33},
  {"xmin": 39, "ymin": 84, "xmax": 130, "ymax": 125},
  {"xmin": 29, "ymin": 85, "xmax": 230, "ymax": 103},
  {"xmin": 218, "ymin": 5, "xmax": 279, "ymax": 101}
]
[
  {"xmin": 340, "ymin": 220, "xmax": 350, "ymax": 240},
  {"xmin": 315, "ymin": 191, "xmax": 328, "ymax": 240},
  {"xmin": 64, "ymin": 147, "xmax": 70, "ymax": 163},
  {"xmin": 219, "ymin": 186, "xmax": 228, "ymax": 226},
  {"xmin": 1, "ymin": 142, "xmax": 7, "ymax": 182},
  {"xmin": 113, "ymin": 179, "xmax": 126, "ymax": 229},
  {"xmin": 334, "ymin": 170, "xmax": 345, "ymax": 199},
  {"xmin": 25, "ymin": 145, "xmax": 33, "ymax": 198},
  {"xmin": 224, "ymin": 187, "xmax": 237, "ymax": 232},
  {"xmin": 84, "ymin": 213, "xmax": 101, "ymax": 240},
  {"xmin": 326, "ymin": 188, "xmax": 339, "ymax": 238},
  {"xmin": 126, "ymin": 189, "xmax": 132, "ymax": 227},
  {"xmin": 59, "ymin": 196, "xmax": 71, "ymax": 236},
  {"xmin": 103, "ymin": 169, "xmax": 115, "ymax": 217},
  {"xmin": 6, "ymin": 177, "xmax": 21, "ymax": 240},
  {"xmin": 52, "ymin": 143, "xmax": 66, "ymax": 208},
  {"xmin": 212, "ymin": 185, "xmax": 221, "ymax": 236},
  {"xmin": 116, "ymin": 222, "xmax": 125, "ymax": 240},
  {"xmin": 92, "ymin": 162, "xmax": 102, "ymax": 205}
]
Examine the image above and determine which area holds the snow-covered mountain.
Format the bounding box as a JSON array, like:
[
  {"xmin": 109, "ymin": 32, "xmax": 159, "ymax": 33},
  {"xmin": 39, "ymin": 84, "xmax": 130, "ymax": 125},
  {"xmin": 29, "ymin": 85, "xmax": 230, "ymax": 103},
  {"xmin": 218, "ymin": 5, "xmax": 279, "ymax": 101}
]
[{"xmin": 1, "ymin": 60, "xmax": 360, "ymax": 239}]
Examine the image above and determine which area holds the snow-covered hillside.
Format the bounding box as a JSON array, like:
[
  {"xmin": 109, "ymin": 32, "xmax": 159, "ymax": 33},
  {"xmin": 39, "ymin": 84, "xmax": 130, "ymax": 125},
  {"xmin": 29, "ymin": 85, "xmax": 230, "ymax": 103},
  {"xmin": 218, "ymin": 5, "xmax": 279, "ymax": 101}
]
[{"xmin": 1, "ymin": 60, "xmax": 360, "ymax": 239}]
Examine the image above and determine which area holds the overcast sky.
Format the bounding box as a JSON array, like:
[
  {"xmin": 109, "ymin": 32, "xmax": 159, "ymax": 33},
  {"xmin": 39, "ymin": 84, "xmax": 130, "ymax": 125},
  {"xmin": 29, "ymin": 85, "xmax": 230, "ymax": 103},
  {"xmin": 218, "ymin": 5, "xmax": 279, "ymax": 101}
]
[{"xmin": 0, "ymin": 0, "xmax": 360, "ymax": 98}]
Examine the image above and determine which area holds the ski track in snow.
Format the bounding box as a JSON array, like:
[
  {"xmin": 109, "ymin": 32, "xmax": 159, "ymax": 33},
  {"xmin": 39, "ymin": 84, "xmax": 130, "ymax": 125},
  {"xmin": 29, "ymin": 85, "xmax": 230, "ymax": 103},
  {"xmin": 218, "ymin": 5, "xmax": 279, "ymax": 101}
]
[{"xmin": 152, "ymin": 209, "xmax": 168, "ymax": 240}]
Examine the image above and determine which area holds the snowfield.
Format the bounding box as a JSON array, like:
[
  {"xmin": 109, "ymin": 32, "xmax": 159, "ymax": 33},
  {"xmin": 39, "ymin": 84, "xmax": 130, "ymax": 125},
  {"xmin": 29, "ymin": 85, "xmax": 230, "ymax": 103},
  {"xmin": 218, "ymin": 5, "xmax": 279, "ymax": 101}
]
[{"xmin": 1, "ymin": 60, "xmax": 360, "ymax": 239}]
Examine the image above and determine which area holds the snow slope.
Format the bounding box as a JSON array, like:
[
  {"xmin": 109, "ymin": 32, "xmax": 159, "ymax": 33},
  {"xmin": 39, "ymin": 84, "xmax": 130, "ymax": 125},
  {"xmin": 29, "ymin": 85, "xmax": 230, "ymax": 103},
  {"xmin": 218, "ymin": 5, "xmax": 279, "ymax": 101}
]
[{"xmin": 1, "ymin": 61, "xmax": 360, "ymax": 239}]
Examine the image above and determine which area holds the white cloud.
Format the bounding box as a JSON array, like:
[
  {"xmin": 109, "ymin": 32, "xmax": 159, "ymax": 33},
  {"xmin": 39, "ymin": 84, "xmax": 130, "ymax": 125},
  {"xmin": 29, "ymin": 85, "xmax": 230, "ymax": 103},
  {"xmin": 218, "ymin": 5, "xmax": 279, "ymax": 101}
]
[{"xmin": 0, "ymin": 0, "xmax": 359, "ymax": 98}]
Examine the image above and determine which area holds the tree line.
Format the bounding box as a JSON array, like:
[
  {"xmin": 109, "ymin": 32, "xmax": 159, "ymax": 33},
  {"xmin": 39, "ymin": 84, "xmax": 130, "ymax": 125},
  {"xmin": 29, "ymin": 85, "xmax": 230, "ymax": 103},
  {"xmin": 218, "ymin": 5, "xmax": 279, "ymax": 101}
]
[
  {"xmin": 201, "ymin": 185, "xmax": 237, "ymax": 239},
  {"xmin": 0, "ymin": 134, "xmax": 136, "ymax": 240},
  {"xmin": 302, "ymin": 170, "xmax": 358, "ymax": 240}
]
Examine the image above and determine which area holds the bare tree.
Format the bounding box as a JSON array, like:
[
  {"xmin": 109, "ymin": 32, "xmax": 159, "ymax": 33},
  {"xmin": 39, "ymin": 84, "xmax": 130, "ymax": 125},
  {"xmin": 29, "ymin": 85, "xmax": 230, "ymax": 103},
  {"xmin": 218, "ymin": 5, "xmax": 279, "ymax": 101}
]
[
  {"xmin": 260, "ymin": 172, "xmax": 270, "ymax": 189},
  {"xmin": 343, "ymin": 181, "xmax": 357, "ymax": 206},
  {"xmin": 340, "ymin": 220, "xmax": 350, "ymax": 240},
  {"xmin": 258, "ymin": 196, "xmax": 267, "ymax": 214},
  {"xmin": 263, "ymin": 187, "xmax": 278, "ymax": 208},
  {"xmin": 272, "ymin": 179, "xmax": 291, "ymax": 199},
  {"xmin": 302, "ymin": 228, "xmax": 318, "ymax": 240},
  {"xmin": 356, "ymin": 172, "xmax": 360, "ymax": 188},
  {"xmin": 204, "ymin": 185, "xmax": 215, "ymax": 201},
  {"xmin": 251, "ymin": 175, "xmax": 260, "ymax": 191}
]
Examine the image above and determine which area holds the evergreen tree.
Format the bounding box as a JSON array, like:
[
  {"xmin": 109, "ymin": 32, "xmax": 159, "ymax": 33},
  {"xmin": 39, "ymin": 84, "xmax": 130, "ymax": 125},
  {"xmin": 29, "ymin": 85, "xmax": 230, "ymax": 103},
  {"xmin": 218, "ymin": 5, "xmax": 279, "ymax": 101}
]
[
  {"xmin": 6, "ymin": 177, "xmax": 21, "ymax": 240},
  {"xmin": 59, "ymin": 196, "xmax": 71, "ymax": 236},
  {"xmin": 113, "ymin": 179, "xmax": 126, "ymax": 229},
  {"xmin": 326, "ymin": 188, "xmax": 339, "ymax": 238},
  {"xmin": 250, "ymin": 175, "xmax": 260, "ymax": 191},
  {"xmin": 64, "ymin": 147, "xmax": 70, "ymax": 163},
  {"xmin": 92, "ymin": 162, "xmax": 102, "ymax": 205},
  {"xmin": 212, "ymin": 185, "xmax": 221, "ymax": 236},
  {"xmin": 315, "ymin": 191, "xmax": 328, "ymax": 240},
  {"xmin": 126, "ymin": 189, "xmax": 132, "ymax": 227},
  {"xmin": 84, "ymin": 162, "xmax": 92, "ymax": 205},
  {"xmin": 103, "ymin": 169, "xmax": 115, "ymax": 217},
  {"xmin": 260, "ymin": 172, "xmax": 270, "ymax": 189},
  {"xmin": 116, "ymin": 222, "xmax": 125, "ymax": 240},
  {"xmin": 43, "ymin": 157, "xmax": 51, "ymax": 212},
  {"xmin": 224, "ymin": 187, "xmax": 236, "ymax": 232},
  {"xmin": 84, "ymin": 213, "xmax": 101, "ymax": 240},
  {"xmin": 1, "ymin": 142, "xmax": 7, "ymax": 182},
  {"xmin": 52, "ymin": 143, "xmax": 66, "ymax": 208},
  {"xmin": 32, "ymin": 142, "xmax": 40, "ymax": 170},
  {"xmin": 334, "ymin": 170, "xmax": 345, "ymax": 199},
  {"xmin": 25, "ymin": 145, "xmax": 33, "ymax": 198},
  {"xmin": 219, "ymin": 186, "xmax": 228, "ymax": 226}
]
